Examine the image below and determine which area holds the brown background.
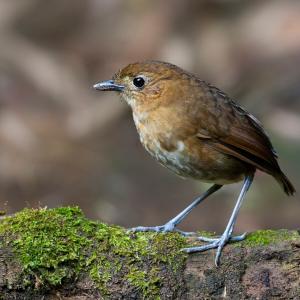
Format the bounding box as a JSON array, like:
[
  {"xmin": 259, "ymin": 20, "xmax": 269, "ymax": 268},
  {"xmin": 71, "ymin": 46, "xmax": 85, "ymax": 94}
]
[{"xmin": 0, "ymin": 0, "xmax": 299, "ymax": 234}]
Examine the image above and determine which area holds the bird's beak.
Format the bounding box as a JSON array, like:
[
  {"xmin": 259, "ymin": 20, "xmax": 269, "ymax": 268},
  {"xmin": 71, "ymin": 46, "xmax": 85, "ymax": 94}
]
[{"xmin": 93, "ymin": 80, "xmax": 124, "ymax": 92}]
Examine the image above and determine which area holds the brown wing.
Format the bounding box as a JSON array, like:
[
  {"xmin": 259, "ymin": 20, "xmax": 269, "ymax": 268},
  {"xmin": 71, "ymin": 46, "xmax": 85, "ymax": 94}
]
[
  {"xmin": 197, "ymin": 116, "xmax": 280, "ymax": 175},
  {"xmin": 195, "ymin": 83, "xmax": 295, "ymax": 195},
  {"xmin": 195, "ymin": 83, "xmax": 279, "ymax": 174},
  {"xmin": 206, "ymin": 125, "xmax": 279, "ymax": 174}
]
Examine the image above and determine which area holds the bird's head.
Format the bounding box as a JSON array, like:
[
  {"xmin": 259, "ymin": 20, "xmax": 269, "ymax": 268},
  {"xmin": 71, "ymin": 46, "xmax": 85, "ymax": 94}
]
[{"xmin": 93, "ymin": 61, "xmax": 193, "ymax": 112}]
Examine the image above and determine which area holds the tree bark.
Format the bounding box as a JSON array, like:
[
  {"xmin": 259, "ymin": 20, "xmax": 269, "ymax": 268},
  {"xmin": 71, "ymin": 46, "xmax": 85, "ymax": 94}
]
[{"xmin": 0, "ymin": 208, "xmax": 299, "ymax": 299}]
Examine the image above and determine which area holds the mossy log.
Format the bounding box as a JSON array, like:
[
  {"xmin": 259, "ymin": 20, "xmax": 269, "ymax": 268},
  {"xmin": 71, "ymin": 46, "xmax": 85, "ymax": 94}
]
[{"xmin": 0, "ymin": 207, "xmax": 299, "ymax": 299}]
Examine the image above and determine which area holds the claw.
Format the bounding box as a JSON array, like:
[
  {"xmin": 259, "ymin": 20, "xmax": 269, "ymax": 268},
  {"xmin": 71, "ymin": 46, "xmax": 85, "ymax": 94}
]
[
  {"xmin": 197, "ymin": 232, "xmax": 247, "ymax": 243},
  {"xmin": 182, "ymin": 242, "xmax": 218, "ymax": 253},
  {"xmin": 182, "ymin": 232, "xmax": 247, "ymax": 265},
  {"xmin": 128, "ymin": 224, "xmax": 197, "ymax": 236},
  {"xmin": 128, "ymin": 225, "xmax": 165, "ymax": 233},
  {"xmin": 128, "ymin": 222, "xmax": 176, "ymax": 233}
]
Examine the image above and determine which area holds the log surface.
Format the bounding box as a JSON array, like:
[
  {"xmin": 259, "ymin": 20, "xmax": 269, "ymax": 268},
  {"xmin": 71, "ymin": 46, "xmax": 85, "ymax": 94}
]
[{"xmin": 0, "ymin": 208, "xmax": 299, "ymax": 299}]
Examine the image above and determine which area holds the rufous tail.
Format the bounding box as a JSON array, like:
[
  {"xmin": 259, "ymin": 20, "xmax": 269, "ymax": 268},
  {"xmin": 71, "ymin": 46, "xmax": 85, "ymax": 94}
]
[{"xmin": 275, "ymin": 171, "xmax": 296, "ymax": 196}]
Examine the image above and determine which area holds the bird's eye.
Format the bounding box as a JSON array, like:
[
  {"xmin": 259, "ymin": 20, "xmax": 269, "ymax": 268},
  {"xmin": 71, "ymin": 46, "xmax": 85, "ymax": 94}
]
[{"xmin": 133, "ymin": 76, "xmax": 145, "ymax": 88}]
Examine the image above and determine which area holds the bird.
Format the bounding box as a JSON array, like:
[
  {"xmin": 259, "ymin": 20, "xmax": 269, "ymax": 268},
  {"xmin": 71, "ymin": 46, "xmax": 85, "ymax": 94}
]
[{"xmin": 93, "ymin": 60, "xmax": 295, "ymax": 265}]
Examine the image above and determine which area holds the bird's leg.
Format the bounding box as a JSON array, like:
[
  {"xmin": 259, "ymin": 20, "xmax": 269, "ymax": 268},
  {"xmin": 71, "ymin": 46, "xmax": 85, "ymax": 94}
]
[
  {"xmin": 182, "ymin": 174, "xmax": 254, "ymax": 266},
  {"xmin": 129, "ymin": 184, "xmax": 222, "ymax": 235}
]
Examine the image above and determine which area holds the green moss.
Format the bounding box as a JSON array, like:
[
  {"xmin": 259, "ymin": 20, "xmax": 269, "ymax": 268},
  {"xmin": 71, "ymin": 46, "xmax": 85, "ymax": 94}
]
[
  {"xmin": 0, "ymin": 207, "xmax": 188, "ymax": 298},
  {"xmin": 243, "ymin": 229, "xmax": 299, "ymax": 246},
  {"xmin": 0, "ymin": 207, "xmax": 95, "ymax": 286},
  {"xmin": 87, "ymin": 226, "xmax": 188, "ymax": 297},
  {"xmin": 126, "ymin": 267, "xmax": 160, "ymax": 299}
]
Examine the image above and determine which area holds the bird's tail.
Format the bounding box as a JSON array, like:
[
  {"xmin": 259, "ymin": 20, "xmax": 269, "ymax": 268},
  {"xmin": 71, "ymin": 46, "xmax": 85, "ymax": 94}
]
[{"xmin": 275, "ymin": 171, "xmax": 296, "ymax": 196}]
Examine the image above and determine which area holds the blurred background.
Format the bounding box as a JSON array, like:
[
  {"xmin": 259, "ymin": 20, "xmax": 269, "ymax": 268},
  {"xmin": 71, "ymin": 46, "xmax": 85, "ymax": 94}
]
[{"xmin": 0, "ymin": 0, "xmax": 299, "ymax": 233}]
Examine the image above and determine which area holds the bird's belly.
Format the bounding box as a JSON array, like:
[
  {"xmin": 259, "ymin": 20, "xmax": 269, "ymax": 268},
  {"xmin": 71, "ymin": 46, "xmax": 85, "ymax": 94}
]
[
  {"xmin": 137, "ymin": 131, "xmax": 193, "ymax": 178},
  {"xmin": 139, "ymin": 133, "xmax": 247, "ymax": 184},
  {"xmin": 152, "ymin": 145, "xmax": 196, "ymax": 178}
]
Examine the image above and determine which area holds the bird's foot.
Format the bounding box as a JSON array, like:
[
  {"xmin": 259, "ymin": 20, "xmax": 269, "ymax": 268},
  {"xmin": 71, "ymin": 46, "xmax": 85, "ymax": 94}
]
[
  {"xmin": 182, "ymin": 232, "xmax": 247, "ymax": 266},
  {"xmin": 128, "ymin": 222, "xmax": 196, "ymax": 236},
  {"xmin": 128, "ymin": 224, "xmax": 173, "ymax": 233},
  {"xmin": 197, "ymin": 232, "xmax": 246, "ymax": 243}
]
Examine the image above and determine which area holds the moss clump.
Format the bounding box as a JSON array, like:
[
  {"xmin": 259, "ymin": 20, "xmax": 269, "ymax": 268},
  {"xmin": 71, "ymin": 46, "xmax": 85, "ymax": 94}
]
[
  {"xmin": 87, "ymin": 224, "xmax": 188, "ymax": 297},
  {"xmin": 243, "ymin": 229, "xmax": 299, "ymax": 246},
  {"xmin": 0, "ymin": 207, "xmax": 188, "ymax": 298},
  {"xmin": 0, "ymin": 207, "xmax": 95, "ymax": 286}
]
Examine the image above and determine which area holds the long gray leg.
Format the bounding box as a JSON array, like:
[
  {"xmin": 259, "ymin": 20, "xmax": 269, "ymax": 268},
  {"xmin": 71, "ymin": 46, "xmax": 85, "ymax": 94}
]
[
  {"xmin": 129, "ymin": 184, "xmax": 222, "ymax": 234},
  {"xmin": 183, "ymin": 174, "xmax": 254, "ymax": 266}
]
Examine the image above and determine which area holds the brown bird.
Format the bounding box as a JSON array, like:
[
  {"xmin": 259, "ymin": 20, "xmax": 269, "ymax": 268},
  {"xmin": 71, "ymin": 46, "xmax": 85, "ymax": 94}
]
[{"xmin": 93, "ymin": 61, "xmax": 295, "ymax": 265}]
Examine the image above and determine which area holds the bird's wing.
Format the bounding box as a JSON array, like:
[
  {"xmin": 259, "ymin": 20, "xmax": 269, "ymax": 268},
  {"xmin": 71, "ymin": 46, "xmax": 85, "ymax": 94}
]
[{"xmin": 196, "ymin": 84, "xmax": 280, "ymax": 175}]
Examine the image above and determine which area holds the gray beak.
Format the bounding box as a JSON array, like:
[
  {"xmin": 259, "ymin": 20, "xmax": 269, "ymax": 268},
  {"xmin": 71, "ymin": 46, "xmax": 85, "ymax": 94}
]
[{"xmin": 93, "ymin": 80, "xmax": 124, "ymax": 92}]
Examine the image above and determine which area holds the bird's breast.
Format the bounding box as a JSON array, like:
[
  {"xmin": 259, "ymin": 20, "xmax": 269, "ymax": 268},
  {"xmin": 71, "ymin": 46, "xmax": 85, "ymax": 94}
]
[{"xmin": 132, "ymin": 111, "xmax": 198, "ymax": 177}]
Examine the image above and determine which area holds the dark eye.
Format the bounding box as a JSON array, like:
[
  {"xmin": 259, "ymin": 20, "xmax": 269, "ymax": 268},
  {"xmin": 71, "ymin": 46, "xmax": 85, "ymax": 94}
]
[{"xmin": 133, "ymin": 76, "xmax": 145, "ymax": 88}]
